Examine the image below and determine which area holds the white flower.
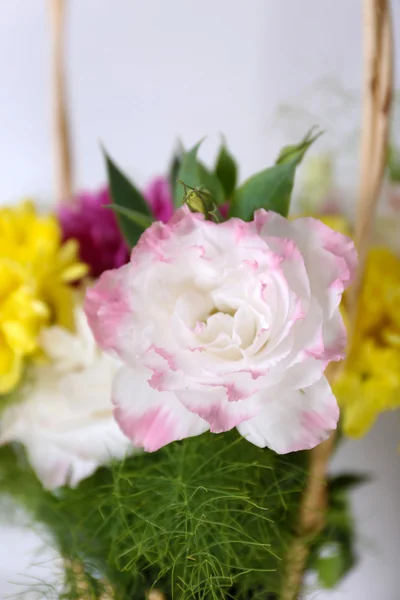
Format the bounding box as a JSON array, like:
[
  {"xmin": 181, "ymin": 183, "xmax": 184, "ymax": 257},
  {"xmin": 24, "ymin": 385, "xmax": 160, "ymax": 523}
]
[
  {"xmin": 0, "ymin": 306, "xmax": 132, "ymax": 489},
  {"xmin": 85, "ymin": 207, "xmax": 357, "ymax": 454}
]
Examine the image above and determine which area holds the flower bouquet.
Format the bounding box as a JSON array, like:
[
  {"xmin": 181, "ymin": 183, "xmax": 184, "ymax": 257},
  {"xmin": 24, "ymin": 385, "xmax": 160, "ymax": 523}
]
[
  {"xmin": 0, "ymin": 128, "xmax": 368, "ymax": 599},
  {"xmin": 0, "ymin": 0, "xmax": 395, "ymax": 599}
]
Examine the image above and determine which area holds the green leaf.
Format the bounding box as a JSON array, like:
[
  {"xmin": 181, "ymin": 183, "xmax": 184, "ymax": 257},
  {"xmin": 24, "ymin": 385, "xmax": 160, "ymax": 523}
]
[
  {"xmin": 215, "ymin": 143, "xmax": 238, "ymax": 199},
  {"xmin": 198, "ymin": 163, "xmax": 225, "ymax": 206},
  {"xmin": 316, "ymin": 544, "xmax": 346, "ymax": 589},
  {"xmin": 107, "ymin": 205, "xmax": 154, "ymax": 230},
  {"xmin": 229, "ymin": 129, "xmax": 322, "ymax": 221},
  {"xmin": 103, "ymin": 149, "xmax": 151, "ymax": 248},
  {"xmin": 328, "ymin": 473, "xmax": 371, "ymax": 495},
  {"xmin": 326, "ymin": 507, "xmax": 353, "ymax": 532},
  {"xmin": 275, "ymin": 128, "xmax": 322, "ymax": 165},
  {"xmin": 174, "ymin": 140, "xmax": 225, "ymax": 208},
  {"xmin": 169, "ymin": 142, "xmax": 183, "ymax": 199}
]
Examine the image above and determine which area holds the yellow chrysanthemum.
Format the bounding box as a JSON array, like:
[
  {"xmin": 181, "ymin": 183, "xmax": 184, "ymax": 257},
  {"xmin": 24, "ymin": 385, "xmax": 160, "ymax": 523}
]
[
  {"xmin": 357, "ymin": 248, "xmax": 400, "ymax": 335},
  {"xmin": 334, "ymin": 246, "xmax": 400, "ymax": 438},
  {"xmin": 0, "ymin": 200, "xmax": 87, "ymax": 394},
  {"xmin": 334, "ymin": 339, "xmax": 400, "ymax": 437}
]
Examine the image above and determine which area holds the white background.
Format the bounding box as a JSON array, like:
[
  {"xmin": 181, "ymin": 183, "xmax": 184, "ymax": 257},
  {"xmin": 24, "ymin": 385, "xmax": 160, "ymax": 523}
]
[{"xmin": 0, "ymin": 1, "xmax": 400, "ymax": 598}]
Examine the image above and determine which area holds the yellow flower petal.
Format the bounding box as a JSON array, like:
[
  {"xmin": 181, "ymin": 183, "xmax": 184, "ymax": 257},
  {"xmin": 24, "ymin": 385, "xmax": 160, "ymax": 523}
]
[
  {"xmin": 30, "ymin": 298, "xmax": 51, "ymax": 319},
  {"xmin": 0, "ymin": 200, "xmax": 90, "ymax": 393},
  {"xmin": 57, "ymin": 239, "xmax": 80, "ymax": 265},
  {"xmin": 43, "ymin": 284, "xmax": 76, "ymax": 331},
  {"xmin": 318, "ymin": 215, "xmax": 351, "ymax": 237},
  {"xmin": 341, "ymin": 396, "xmax": 379, "ymax": 438},
  {"xmin": 1, "ymin": 320, "xmax": 38, "ymax": 355},
  {"xmin": 60, "ymin": 263, "xmax": 89, "ymax": 283}
]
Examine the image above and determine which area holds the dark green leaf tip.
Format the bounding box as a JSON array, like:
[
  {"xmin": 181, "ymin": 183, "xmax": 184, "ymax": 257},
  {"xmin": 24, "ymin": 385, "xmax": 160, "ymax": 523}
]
[
  {"xmin": 103, "ymin": 147, "xmax": 151, "ymax": 249},
  {"xmin": 215, "ymin": 142, "xmax": 238, "ymax": 200},
  {"xmin": 230, "ymin": 129, "xmax": 322, "ymax": 221}
]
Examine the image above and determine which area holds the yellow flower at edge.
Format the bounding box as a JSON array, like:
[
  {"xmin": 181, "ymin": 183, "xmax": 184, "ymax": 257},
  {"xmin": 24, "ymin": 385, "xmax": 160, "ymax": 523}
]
[
  {"xmin": 357, "ymin": 247, "xmax": 400, "ymax": 335},
  {"xmin": 317, "ymin": 215, "xmax": 351, "ymax": 238},
  {"xmin": 334, "ymin": 339, "xmax": 400, "ymax": 438},
  {"xmin": 293, "ymin": 210, "xmax": 351, "ymax": 238},
  {"xmin": 333, "ymin": 245, "xmax": 400, "ymax": 438},
  {"xmin": 0, "ymin": 200, "xmax": 88, "ymax": 394}
]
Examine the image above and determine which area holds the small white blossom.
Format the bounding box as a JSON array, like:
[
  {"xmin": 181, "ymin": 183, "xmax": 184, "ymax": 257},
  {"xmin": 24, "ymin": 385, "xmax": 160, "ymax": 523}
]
[{"xmin": 0, "ymin": 306, "xmax": 132, "ymax": 489}]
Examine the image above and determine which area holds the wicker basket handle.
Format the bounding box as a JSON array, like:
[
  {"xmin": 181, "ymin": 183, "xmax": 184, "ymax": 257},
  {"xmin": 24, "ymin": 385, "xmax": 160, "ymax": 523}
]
[
  {"xmin": 48, "ymin": 0, "xmax": 73, "ymax": 203},
  {"xmin": 281, "ymin": 2, "xmax": 394, "ymax": 599}
]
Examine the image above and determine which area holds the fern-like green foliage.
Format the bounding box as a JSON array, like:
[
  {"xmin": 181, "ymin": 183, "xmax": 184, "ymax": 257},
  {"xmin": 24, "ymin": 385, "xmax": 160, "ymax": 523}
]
[{"xmin": 0, "ymin": 432, "xmax": 309, "ymax": 600}]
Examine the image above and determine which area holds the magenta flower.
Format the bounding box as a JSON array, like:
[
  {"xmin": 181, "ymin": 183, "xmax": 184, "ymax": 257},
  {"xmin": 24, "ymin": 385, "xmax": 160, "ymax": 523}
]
[
  {"xmin": 58, "ymin": 187, "xmax": 130, "ymax": 278},
  {"xmin": 143, "ymin": 176, "xmax": 174, "ymax": 223},
  {"xmin": 219, "ymin": 203, "xmax": 229, "ymax": 219},
  {"xmin": 59, "ymin": 178, "xmax": 173, "ymax": 278}
]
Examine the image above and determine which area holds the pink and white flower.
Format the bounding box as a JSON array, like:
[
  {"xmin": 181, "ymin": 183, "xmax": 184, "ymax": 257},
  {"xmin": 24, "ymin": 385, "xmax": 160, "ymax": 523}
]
[{"xmin": 85, "ymin": 207, "xmax": 357, "ymax": 454}]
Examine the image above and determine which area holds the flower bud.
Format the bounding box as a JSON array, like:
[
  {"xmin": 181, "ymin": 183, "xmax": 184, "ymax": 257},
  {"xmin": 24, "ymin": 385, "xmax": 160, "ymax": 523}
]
[{"xmin": 182, "ymin": 185, "xmax": 221, "ymax": 222}]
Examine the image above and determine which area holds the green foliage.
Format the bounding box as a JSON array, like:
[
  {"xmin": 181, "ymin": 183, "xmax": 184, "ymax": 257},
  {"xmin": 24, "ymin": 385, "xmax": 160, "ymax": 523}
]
[
  {"xmin": 0, "ymin": 439, "xmax": 360, "ymax": 599},
  {"xmin": 387, "ymin": 143, "xmax": 400, "ymax": 182},
  {"xmin": 215, "ymin": 144, "xmax": 238, "ymax": 200},
  {"xmin": 0, "ymin": 433, "xmax": 308, "ymax": 600},
  {"xmin": 308, "ymin": 471, "xmax": 368, "ymax": 589},
  {"xmin": 0, "ymin": 444, "xmax": 130, "ymax": 599},
  {"xmin": 315, "ymin": 542, "xmax": 346, "ymax": 589},
  {"xmin": 0, "ymin": 445, "xmax": 44, "ymax": 513},
  {"xmin": 229, "ymin": 129, "xmax": 322, "ymax": 221},
  {"xmin": 107, "ymin": 205, "xmax": 154, "ymax": 229},
  {"xmin": 274, "ymin": 129, "xmax": 322, "ymax": 166},
  {"xmin": 109, "ymin": 432, "xmax": 307, "ymax": 599},
  {"xmin": 169, "ymin": 144, "xmax": 183, "ymax": 201},
  {"xmin": 197, "ymin": 163, "xmax": 225, "ymax": 207},
  {"xmin": 104, "ymin": 130, "xmax": 320, "ymax": 251},
  {"xmin": 104, "ymin": 150, "xmax": 151, "ymax": 248},
  {"xmin": 174, "ymin": 141, "xmax": 225, "ymax": 208}
]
